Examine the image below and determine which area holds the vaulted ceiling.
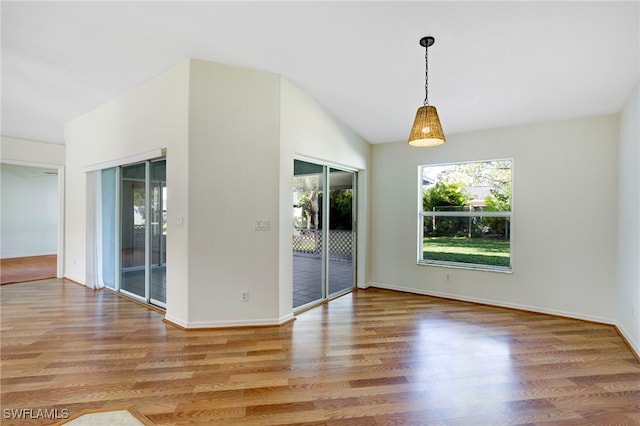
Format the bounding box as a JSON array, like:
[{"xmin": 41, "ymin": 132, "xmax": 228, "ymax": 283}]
[{"xmin": 2, "ymin": 1, "xmax": 638, "ymax": 145}]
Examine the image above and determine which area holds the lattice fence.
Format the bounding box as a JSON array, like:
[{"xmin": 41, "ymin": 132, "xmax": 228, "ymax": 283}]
[{"xmin": 292, "ymin": 229, "xmax": 353, "ymax": 261}]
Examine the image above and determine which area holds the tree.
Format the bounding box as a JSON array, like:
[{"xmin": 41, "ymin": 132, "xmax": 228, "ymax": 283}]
[
  {"xmin": 423, "ymin": 181, "xmax": 468, "ymax": 210},
  {"xmin": 485, "ymin": 186, "xmax": 511, "ymax": 212},
  {"xmin": 431, "ymin": 160, "xmax": 512, "ymax": 238},
  {"xmin": 329, "ymin": 189, "xmax": 352, "ymax": 230},
  {"xmin": 483, "ymin": 186, "xmax": 511, "ymax": 238},
  {"xmin": 423, "ymin": 182, "xmax": 469, "ymax": 236},
  {"xmin": 437, "ymin": 160, "xmax": 511, "ymax": 196},
  {"xmin": 293, "ymin": 175, "xmax": 320, "ymax": 230}
]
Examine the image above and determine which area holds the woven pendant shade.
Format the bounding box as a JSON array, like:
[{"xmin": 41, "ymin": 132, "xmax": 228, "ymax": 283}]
[{"xmin": 408, "ymin": 105, "xmax": 445, "ymax": 147}]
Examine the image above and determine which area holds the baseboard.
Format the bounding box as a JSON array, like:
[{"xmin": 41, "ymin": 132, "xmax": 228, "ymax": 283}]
[
  {"xmin": 365, "ymin": 281, "xmax": 617, "ymax": 325},
  {"xmin": 63, "ymin": 274, "xmax": 85, "ymax": 286},
  {"xmin": 164, "ymin": 312, "xmax": 295, "ymax": 330},
  {"xmin": 615, "ymin": 323, "xmax": 640, "ymax": 362},
  {"xmin": 162, "ymin": 314, "xmax": 188, "ymax": 329}
]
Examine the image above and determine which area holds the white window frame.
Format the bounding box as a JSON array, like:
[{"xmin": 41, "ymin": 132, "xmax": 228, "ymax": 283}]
[{"xmin": 418, "ymin": 159, "xmax": 513, "ymax": 273}]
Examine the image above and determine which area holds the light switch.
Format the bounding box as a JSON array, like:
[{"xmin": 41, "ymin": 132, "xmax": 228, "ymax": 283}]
[{"xmin": 176, "ymin": 216, "xmax": 184, "ymax": 228}]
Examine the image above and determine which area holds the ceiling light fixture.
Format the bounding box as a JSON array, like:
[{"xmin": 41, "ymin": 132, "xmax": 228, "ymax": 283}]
[{"xmin": 408, "ymin": 36, "xmax": 445, "ymax": 147}]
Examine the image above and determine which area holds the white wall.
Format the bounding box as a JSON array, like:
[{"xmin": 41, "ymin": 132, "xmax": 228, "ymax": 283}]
[
  {"xmin": 1, "ymin": 136, "xmax": 65, "ymax": 166},
  {"xmin": 184, "ymin": 59, "xmax": 282, "ymax": 327},
  {"xmin": 64, "ymin": 60, "xmax": 190, "ymax": 324},
  {"xmin": 181, "ymin": 63, "xmax": 371, "ymax": 327},
  {"xmin": 279, "ymin": 78, "xmax": 371, "ymax": 319},
  {"xmin": 370, "ymin": 114, "xmax": 619, "ymax": 324},
  {"xmin": 617, "ymin": 83, "xmax": 640, "ymax": 354},
  {"xmin": 1, "ymin": 164, "xmax": 58, "ymax": 258},
  {"xmin": 63, "ymin": 58, "xmax": 370, "ymax": 328}
]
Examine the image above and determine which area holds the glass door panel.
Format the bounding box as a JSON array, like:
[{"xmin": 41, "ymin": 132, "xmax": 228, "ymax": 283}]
[
  {"xmin": 327, "ymin": 168, "xmax": 355, "ymax": 297},
  {"xmin": 293, "ymin": 160, "xmax": 356, "ymax": 310},
  {"xmin": 101, "ymin": 167, "xmax": 117, "ymax": 289},
  {"xmin": 292, "ymin": 160, "xmax": 325, "ymax": 309},
  {"xmin": 120, "ymin": 163, "xmax": 146, "ymax": 298},
  {"xmin": 102, "ymin": 158, "xmax": 167, "ymax": 308},
  {"xmin": 150, "ymin": 160, "xmax": 166, "ymax": 305}
]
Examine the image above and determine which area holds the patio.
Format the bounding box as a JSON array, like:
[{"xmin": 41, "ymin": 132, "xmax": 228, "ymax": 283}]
[
  {"xmin": 117, "ymin": 253, "xmax": 353, "ymax": 311},
  {"xmin": 293, "ymin": 253, "xmax": 354, "ymax": 309}
]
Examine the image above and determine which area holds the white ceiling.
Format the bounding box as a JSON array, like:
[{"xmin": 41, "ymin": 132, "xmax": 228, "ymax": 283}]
[{"xmin": 2, "ymin": 1, "xmax": 639, "ymax": 145}]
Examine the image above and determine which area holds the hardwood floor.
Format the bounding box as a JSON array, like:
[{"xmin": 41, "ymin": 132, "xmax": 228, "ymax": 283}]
[
  {"xmin": 0, "ymin": 256, "xmax": 57, "ymax": 285},
  {"xmin": 1, "ymin": 279, "xmax": 639, "ymax": 425}
]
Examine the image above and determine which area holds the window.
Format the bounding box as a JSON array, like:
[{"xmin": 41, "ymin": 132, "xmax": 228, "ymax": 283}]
[{"xmin": 419, "ymin": 159, "xmax": 512, "ymax": 272}]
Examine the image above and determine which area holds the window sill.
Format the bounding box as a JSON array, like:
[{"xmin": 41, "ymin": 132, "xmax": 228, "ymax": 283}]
[{"xmin": 418, "ymin": 260, "xmax": 513, "ymax": 274}]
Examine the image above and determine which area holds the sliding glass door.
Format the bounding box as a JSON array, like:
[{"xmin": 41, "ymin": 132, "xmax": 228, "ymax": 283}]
[
  {"xmin": 327, "ymin": 168, "xmax": 355, "ymax": 297},
  {"xmin": 101, "ymin": 168, "xmax": 117, "ymax": 290},
  {"xmin": 149, "ymin": 160, "xmax": 167, "ymax": 305},
  {"xmin": 292, "ymin": 160, "xmax": 356, "ymax": 310},
  {"xmin": 100, "ymin": 159, "xmax": 166, "ymax": 308},
  {"xmin": 292, "ymin": 161, "xmax": 324, "ymax": 308},
  {"xmin": 120, "ymin": 163, "xmax": 146, "ymax": 298}
]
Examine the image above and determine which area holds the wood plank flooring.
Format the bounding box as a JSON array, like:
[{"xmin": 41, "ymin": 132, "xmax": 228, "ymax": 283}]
[
  {"xmin": 0, "ymin": 256, "xmax": 57, "ymax": 285},
  {"xmin": 1, "ymin": 279, "xmax": 639, "ymax": 425}
]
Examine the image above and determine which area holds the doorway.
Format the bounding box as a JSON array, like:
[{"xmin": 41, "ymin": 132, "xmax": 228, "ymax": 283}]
[
  {"xmin": 292, "ymin": 159, "xmax": 356, "ymax": 310},
  {"xmin": 101, "ymin": 159, "xmax": 167, "ymax": 308},
  {"xmin": 0, "ymin": 163, "xmax": 62, "ymax": 284}
]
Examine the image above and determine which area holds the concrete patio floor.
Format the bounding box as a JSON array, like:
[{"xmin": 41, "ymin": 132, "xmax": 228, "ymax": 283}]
[{"xmin": 293, "ymin": 254, "xmax": 354, "ymax": 309}]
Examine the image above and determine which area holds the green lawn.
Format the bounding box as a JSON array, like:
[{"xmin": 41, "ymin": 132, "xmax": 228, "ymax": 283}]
[{"xmin": 423, "ymin": 236, "xmax": 510, "ymax": 267}]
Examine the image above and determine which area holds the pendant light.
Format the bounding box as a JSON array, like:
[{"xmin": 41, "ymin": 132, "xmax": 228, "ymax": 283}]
[{"xmin": 408, "ymin": 36, "xmax": 446, "ymax": 147}]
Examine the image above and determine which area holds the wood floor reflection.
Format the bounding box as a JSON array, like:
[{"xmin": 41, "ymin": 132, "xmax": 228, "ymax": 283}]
[
  {"xmin": 1, "ymin": 279, "xmax": 638, "ymax": 425},
  {"xmin": 0, "ymin": 255, "xmax": 56, "ymax": 285}
]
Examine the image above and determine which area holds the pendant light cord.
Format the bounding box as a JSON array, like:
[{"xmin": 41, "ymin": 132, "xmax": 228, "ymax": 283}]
[{"xmin": 424, "ymin": 43, "xmax": 429, "ymax": 106}]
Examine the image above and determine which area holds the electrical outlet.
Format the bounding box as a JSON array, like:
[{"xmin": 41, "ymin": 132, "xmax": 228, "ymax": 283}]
[{"xmin": 241, "ymin": 290, "xmax": 249, "ymax": 302}]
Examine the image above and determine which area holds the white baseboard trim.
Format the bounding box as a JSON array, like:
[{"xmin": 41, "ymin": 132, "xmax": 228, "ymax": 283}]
[
  {"xmin": 365, "ymin": 281, "xmax": 617, "ymax": 325},
  {"xmin": 163, "ymin": 314, "xmax": 188, "ymax": 328},
  {"xmin": 64, "ymin": 274, "xmax": 85, "ymax": 286},
  {"xmin": 164, "ymin": 312, "xmax": 295, "ymax": 330},
  {"xmin": 615, "ymin": 322, "xmax": 640, "ymax": 360},
  {"xmin": 279, "ymin": 313, "xmax": 295, "ymax": 324}
]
